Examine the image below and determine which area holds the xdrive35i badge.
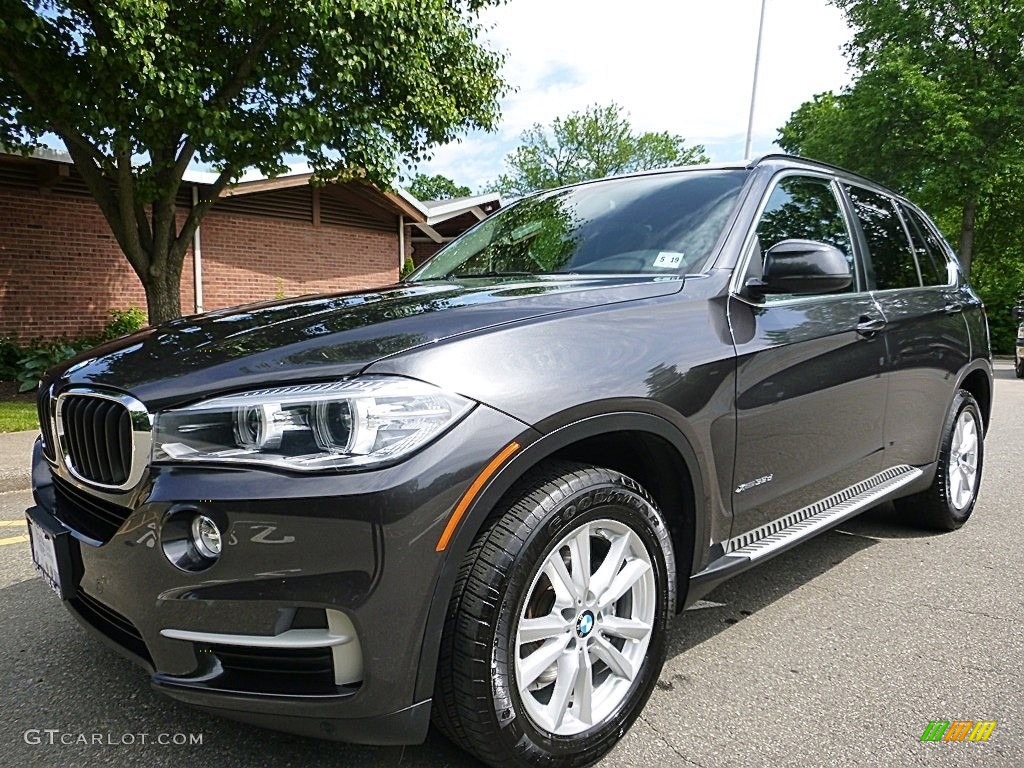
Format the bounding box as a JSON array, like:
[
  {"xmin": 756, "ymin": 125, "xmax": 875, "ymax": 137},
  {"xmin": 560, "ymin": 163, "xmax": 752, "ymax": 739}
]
[{"xmin": 736, "ymin": 474, "xmax": 774, "ymax": 494}]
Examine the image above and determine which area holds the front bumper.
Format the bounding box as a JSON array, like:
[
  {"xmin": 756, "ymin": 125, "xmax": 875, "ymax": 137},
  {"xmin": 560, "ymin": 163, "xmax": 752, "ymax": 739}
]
[{"xmin": 27, "ymin": 404, "xmax": 529, "ymax": 744}]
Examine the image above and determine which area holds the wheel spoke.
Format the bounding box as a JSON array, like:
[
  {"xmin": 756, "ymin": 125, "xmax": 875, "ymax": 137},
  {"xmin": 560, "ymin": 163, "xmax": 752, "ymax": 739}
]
[
  {"xmin": 518, "ymin": 614, "xmax": 570, "ymax": 644},
  {"xmin": 960, "ymin": 422, "xmax": 977, "ymax": 454},
  {"xmin": 589, "ymin": 532, "xmax": 630, "ymax": 598},
  {"xmin": 543, "ymin": 556, "xmax": 578, "ymax": 606},
  {"xmin": 950, "ymin": 466, "xmax": 964, "ymax": 505},
  {"xmin": 545, "ymin": 651, "xmax": 578, "ymax": 731},
  {"xmin": 567, "ymin": 524, "xmax": 591, "ymax": 598},
  {"xmin": 597, "ymin": 558, "xmax": 652, "ymax": 611},
  {"xmin": 573, "ymin": 645, "xmax": 594, "ymax": 726},
  {"xmin": 519, "ymin": 637, "xmax": 570, "ymax": 692},
  {"xmin": 954, "ymin": 466, "xmax": 970, "ymax": 507},
  {"xmin": 599, "ymin": 616, "xmax": 652, "ymax": 642},
  {"xmin": 592, "ymin": 635, "xmax": 635, "ymax": 681},
  {"xmin": 952, "ymin": 418, "xmax": 964, "ymax": 452}
]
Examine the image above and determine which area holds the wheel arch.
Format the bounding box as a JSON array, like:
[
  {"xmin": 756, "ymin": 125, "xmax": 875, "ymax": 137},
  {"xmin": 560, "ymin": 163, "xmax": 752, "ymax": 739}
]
[
  {"xmin": 956, "ymin": 363, "xmax": 992, "ymax": 433},
  {"xmin": 413, "ymin": 410, "xmax": 709, "ymax": 702}
]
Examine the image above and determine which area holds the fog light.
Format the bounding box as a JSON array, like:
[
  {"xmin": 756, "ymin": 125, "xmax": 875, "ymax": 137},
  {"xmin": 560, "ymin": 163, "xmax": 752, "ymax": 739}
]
[
  {"xmin": 162, "ymin": 507, "xmax": 225, "ymax": 572},
  {"xmin": 191, "ymin": 515, "xmax": 222, "ymax": 558}
]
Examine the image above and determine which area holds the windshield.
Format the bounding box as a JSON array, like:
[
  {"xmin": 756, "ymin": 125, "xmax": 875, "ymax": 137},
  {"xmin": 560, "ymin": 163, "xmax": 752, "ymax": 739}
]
[{"xmin": 409, "ymin": 170, "xmax": 748, "ymax": 281}]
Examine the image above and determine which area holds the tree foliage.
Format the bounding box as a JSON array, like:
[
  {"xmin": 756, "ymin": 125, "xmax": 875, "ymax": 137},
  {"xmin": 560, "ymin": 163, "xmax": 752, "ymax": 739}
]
[
  {"xmin": 778, "ymin": 0, "xmax": 1024, "ymax": 281},
  {"xmin": 489, "ymin": 103, "xmax": 708, "ymax": 197},
  {"xmin": 0, "ymin": 0, "xmax": 506, "ymax": 322},
  {"xmin": 406, "ymin": 172, "xmax": 472, "ymax": 201}
]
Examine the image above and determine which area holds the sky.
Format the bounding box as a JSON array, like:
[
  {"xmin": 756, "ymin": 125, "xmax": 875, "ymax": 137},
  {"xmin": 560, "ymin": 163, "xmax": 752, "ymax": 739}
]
[{"xmin": 416, "ymin": 0, "xmax": 855, "ymax": 193}]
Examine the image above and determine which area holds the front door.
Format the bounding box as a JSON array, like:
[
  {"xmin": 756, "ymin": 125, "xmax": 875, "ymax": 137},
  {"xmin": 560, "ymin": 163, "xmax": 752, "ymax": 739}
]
[{"xmin": 728, "ymin": 173, "xmax": 887, "ymax": 539}]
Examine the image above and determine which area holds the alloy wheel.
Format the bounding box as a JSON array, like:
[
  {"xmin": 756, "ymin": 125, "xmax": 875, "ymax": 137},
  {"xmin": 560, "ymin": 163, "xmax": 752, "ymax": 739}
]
[
  {"xmin": 513, "ymin": 519, "xmax": 656, "ymax": 736},
  {"xmin": 948, "ymin": 410, "xmax": 979, "ymax": 511}
]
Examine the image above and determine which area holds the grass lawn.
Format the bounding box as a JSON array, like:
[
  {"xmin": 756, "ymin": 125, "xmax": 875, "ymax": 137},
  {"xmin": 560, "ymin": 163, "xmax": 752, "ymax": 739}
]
[{"xmin": 0, "ymin": 399, "xmax": 38, "ymax": 433}]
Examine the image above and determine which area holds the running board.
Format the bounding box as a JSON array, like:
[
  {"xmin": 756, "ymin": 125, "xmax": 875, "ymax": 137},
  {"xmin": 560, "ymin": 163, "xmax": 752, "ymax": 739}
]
[{"xmin": 689, "ymin": 465, "xmax": 923, "ymax": 597}]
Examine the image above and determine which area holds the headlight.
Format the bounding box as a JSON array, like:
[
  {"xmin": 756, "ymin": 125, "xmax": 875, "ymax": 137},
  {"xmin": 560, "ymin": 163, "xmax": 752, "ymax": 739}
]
[{"xmin": 152, "ymin": 377, "xmax": 474, "ymax": 471}]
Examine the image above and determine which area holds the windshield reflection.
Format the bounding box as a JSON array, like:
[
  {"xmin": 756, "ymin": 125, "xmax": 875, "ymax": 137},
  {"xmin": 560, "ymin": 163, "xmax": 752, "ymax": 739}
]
[{"xmin": 411, "ymin": 170, "xmax": 748, "ymax": 281}]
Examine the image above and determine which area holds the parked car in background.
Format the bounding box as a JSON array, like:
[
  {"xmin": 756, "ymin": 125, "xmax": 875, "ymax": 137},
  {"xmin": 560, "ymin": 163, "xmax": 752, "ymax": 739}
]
[
  {"xmin": 26, "ymin": 155, "xmax": 991, "ymax": 768},
  {"xmin": 1014, "ymin": 304, "xmax": 1024, "ymax": 378}
]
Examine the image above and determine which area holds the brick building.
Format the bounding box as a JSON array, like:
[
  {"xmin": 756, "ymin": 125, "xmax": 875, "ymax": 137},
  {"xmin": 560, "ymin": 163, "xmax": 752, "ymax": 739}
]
[{"xmin": 0, "ymin": 149, "xmax": 429, "ymax": 343}]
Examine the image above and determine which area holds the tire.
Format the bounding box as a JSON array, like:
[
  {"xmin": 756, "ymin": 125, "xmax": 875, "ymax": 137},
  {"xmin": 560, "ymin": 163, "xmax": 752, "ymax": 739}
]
[
  {"xmin": 1016, "ymin": 357, "xmax": 1024, "ymax": 379},
  {"xmin": 433, "ymin": 461, "xmax": 676, "ymax": 768},
  {"xmin": 894, "ymin": 389, "xmax": 984, "ymax": 531}
]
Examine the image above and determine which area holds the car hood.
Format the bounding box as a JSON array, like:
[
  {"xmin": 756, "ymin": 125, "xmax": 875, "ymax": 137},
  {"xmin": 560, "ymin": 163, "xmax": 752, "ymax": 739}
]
[{"xmin": 52, "ymin": 276, "xmax": 684, "ymax": 410}]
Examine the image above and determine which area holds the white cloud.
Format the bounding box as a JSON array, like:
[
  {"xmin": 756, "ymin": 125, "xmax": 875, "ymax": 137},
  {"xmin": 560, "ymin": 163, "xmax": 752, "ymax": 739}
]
[{"xmin": 418, "ymin": 0, "xmax": 853, "ymax": 191}]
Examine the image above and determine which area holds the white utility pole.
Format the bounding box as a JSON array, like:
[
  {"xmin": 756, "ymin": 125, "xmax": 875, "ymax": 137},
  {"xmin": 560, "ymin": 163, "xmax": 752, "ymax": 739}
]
[{"xmin": 744, "ymin": 0, "xmax": 768, "ymax": 159}]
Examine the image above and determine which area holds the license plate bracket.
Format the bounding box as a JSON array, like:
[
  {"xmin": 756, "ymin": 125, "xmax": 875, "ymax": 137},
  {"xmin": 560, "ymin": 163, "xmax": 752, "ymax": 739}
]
[{"xmin": 26, "ymin": 507, "xmax": 75, "ymax": 601}]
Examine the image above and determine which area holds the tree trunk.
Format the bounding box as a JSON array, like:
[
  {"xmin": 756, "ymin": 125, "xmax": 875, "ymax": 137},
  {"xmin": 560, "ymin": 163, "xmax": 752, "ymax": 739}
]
[
  {"xmin": 959, "ymin": 198, "xmax": 977, "ymax": 277},
  {"xmin": 142, "ymin": 263, "xmax": 184, "ymax": 325}
]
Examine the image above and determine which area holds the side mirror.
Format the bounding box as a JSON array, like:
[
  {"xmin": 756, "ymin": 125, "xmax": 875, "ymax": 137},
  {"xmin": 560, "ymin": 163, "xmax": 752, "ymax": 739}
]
[{"xmin": 746, "ymin": 239, "xmax": 852, "ymax": 297}]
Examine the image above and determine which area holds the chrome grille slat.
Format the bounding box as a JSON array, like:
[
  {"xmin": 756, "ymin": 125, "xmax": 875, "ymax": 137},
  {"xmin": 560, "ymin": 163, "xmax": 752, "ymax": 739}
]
[
  {"xmin": 81, "ymin": 399, "xmax": 102, "ymax": 479},
  {"xmin": 103, "ymin": 404, "xmax": 120, "ymax": 477},
  {"xmin": 88, "ymin": 398, "xmax": 109, "ymax": 480},
  {"xmin": 67, "ymin": 399, "xmax": 89, "ymax": 475}
]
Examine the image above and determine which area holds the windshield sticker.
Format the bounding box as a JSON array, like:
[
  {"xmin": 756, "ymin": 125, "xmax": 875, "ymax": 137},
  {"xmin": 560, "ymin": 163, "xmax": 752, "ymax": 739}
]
[{"xmin": 653, "ymin": 252, "xmax": 684, "ymax": 269}]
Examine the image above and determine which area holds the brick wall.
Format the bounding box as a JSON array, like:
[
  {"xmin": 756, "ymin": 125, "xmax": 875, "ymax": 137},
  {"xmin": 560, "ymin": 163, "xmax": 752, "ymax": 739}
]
[
  {"xmin": 411, "ymin": 240, "xmax": 443, "ymax": 266},
  {"xmin": 0, "ymin": 185, "xmax": 400, "ymax": 343},
  {"xmin": 0, "ymin": 186, "xmax": 159, "ymax": 342},
  {"xmin": 200, "ymin": 212, "xmax": 399, "ymax": 311}
]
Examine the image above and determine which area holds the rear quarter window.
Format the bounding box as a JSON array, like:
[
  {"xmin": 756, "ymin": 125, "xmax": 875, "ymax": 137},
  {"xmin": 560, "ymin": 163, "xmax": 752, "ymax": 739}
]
[
  {"xmin": 845, "ymin": 185, "xmax": 922, "ymax": 291},
  {"xmin": 900, "ymin": 204, "xmax": 952, "ymax": 286}
]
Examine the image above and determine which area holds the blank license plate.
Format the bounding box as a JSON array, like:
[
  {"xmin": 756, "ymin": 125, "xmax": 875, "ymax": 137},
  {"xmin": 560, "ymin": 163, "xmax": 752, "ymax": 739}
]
[{"xmin": 28, "ymin": 515, "xmax": 64, "ymax": 599}]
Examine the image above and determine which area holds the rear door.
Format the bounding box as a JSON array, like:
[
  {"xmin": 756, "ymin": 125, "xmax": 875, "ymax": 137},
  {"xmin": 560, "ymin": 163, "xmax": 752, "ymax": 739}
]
[
  {"xmin": 842, "ymin": 185, "xmax": 971, "ymax": 468},
  {"xmin": 728, "ymin": 173, "xmax": 888, "ymax": 537}
]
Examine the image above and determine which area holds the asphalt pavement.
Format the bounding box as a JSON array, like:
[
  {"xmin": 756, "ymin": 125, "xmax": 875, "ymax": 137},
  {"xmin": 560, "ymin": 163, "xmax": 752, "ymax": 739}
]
[
  {"xmin": 0, "ymin": 429, "xmax": 35, "ymax": 493},
  {"xmin": 0, "ymin": 364, "xmax": 1020, "ymax": 767}
]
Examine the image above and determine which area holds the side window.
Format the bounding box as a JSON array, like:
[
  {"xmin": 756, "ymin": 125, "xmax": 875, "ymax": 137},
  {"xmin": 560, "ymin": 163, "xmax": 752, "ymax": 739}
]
[
  {"xmin": 754, "ymin": 176, "xmax": 856, "ymax": 292},
  {"xmin": 845, "ymin": 186, "xmax": 921, "ymax": 290},
  {"xmin": 901, "ymin": 204, "xmax": 951, "ymax": 286}
]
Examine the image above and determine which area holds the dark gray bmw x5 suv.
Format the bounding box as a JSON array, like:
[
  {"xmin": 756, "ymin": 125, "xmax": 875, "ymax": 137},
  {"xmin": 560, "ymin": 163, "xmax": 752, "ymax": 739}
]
[{"xmin": 25, "ymin": 155, "xmax": 991, "ymax": 768}]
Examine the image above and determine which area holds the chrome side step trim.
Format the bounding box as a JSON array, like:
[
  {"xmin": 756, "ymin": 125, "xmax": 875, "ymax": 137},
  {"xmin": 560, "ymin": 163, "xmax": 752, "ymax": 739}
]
[
  {"xmin": 725, "ymin": 464, "xmax": 922, "ymax": 560},
  {"xmin": 689, "ymin": 464, "xmax": 923, "ymax": 595}
]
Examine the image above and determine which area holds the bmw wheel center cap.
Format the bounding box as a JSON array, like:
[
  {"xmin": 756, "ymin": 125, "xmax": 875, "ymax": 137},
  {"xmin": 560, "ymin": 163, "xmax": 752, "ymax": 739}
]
[{"xmin": 576, "ymin": 610, "xmax": 595, "ymax": 638}]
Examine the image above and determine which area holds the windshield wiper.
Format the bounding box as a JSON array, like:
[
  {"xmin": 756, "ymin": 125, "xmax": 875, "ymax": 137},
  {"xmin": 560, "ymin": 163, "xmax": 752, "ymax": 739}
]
[{"xmin": 445, "ymin": 270, "xmax": 537, "ymax": 279}]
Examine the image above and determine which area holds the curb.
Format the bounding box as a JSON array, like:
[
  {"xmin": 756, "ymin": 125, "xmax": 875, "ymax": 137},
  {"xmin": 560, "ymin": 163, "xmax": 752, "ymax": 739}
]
[{"xmin": 0, "ymin": 477, "xmax": 30, "ymax": 494}]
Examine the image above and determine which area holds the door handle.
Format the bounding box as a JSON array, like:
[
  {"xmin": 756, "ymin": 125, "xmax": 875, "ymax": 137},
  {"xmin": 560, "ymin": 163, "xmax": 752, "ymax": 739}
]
[
  {"xmin": 856, "ymin": 315, "xmax": 887, "ymax": 336},
  {"xmin": 944, "ymin": 302, "xmax": 964, "ymax": 315}
]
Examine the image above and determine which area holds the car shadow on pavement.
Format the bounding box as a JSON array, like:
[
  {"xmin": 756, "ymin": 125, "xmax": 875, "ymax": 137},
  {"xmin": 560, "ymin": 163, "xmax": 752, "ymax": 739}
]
[
  {"xmin": 837, "ymin": 500, "xmax": 949, "ymax": 540},
  {"xmin": 664, "ymin": 522, "xmax": 879, "ymax": 662},
  {"xmin": 664, "ymin": 500, "xmax": 947, "ymax": 665}
]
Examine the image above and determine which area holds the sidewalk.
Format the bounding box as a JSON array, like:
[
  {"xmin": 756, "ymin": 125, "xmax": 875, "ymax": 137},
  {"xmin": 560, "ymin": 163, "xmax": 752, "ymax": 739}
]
[{"xmin": 0, "ymin": 430, "xmax": 36, "ymax": 493}]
